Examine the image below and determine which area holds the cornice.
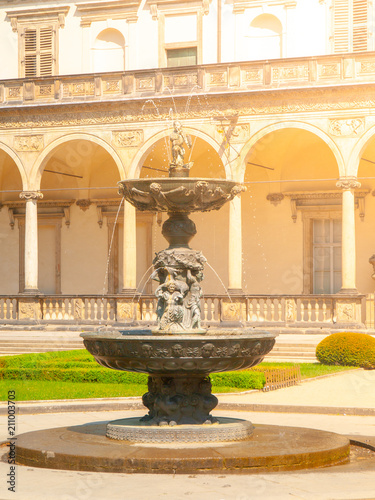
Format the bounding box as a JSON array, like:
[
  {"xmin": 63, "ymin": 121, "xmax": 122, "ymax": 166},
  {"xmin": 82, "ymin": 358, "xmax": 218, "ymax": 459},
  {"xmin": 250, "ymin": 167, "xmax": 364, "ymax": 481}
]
[
  {"xmin": 76, "ymin": 0, "xmax": 142, "ymax": 25},
  {"xmin": 6, "ymin": 6, "xmax": 70, "ymax": 31},
  {"xmin": 232, "ymin": 0, "xmax": 296, "ymax": 14},
  {"xmin": 146, "ymin": 0, "xmax": 210, "ymax": 19}
]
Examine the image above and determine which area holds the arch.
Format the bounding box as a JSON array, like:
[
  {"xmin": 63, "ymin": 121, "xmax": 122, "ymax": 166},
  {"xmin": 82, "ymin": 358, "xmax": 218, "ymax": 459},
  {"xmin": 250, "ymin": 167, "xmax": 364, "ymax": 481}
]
[
  {"xmin": 93, "ymin": 28, "xmax": 125, "ymax": 72},
  {"xmin": 248, "ymin": 14, "xmax": 283, "ymax": 60},
  {"xmin": 30, "ymin": 133, "xmax": 126, "ymax": 188},
  {"xmin": 348, "ymin": 124, "xmax": 375, "ymax": 177},
  {"xmin": 0, "ymin": 142, "xmax": 27, "ymax": 190},
  {"xmin": 128, "ymin": 127, "xmax": 232, "ymax": 179},
  {"xmin": 238, "ymin": 121, "xmax": 345, "ymax": 181}
]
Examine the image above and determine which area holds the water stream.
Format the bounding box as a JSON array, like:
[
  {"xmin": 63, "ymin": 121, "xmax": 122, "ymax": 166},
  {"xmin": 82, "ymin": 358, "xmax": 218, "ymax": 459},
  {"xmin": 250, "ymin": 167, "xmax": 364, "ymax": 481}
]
[{"xmin": 99, "ymin": 196, "xmax": 124, "ymax": 324}]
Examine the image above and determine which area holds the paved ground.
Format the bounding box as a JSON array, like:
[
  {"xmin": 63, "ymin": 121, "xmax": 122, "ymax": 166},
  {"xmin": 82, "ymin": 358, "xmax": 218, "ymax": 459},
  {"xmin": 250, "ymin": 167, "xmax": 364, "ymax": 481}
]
[{"xmin": 0, "ymin": 370, "xmax": 375, "ymax": 500}]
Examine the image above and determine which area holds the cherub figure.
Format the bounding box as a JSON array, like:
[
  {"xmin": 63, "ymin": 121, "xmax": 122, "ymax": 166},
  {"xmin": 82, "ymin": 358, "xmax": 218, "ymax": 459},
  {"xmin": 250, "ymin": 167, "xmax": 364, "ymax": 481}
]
[{"xmin": 170, "ymin": 121, "xmax": 192, "ymax": 167}]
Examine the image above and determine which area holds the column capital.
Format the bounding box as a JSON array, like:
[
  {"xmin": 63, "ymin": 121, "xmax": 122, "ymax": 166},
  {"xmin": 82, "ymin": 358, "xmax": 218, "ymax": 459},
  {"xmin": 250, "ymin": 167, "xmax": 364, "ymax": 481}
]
[
  {"xmin": 336, "ymin": 177, "xmax": 361, "ymax": 190},
  {"xmin": 20, "ymin": 191, "xmax": 43, "ymax": 201}
]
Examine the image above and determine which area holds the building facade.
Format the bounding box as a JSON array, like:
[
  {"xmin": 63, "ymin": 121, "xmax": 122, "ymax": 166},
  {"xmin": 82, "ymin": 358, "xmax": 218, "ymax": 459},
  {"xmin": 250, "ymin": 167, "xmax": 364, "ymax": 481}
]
[{"xmin": 0, "ymin": 0, "xmax": 374, "ymax": 328}]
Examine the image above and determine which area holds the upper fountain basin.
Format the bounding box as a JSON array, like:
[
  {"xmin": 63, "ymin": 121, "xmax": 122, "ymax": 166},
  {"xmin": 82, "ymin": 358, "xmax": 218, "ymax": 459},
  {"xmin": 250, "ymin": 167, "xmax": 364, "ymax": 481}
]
[
  {"xmin": 81, "ymin": 329, "xmax": 277, "ymax": 375},
  {"xmin": 118, "ymin": 178, "xmax": 246, "ymax": 213}
]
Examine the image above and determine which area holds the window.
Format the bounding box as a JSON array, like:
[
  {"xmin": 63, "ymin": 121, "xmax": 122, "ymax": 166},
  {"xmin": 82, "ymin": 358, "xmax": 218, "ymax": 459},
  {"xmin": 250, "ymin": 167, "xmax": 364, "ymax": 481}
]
[
  {"xmin": 312, "ymin": 219, "xmax": 342, "ymax": 294},
  {"xmin": 247, "ymin": 14, "xmax": 282, "ymax": 60},
  {"xmin": 333, "ymin": 0, "xmax": 369, "ymax": 53},
  {"xmin": 166, "ymin": 47, "xmax": 197, "ymax": 67},
  {"xmin": 22, "ymin": 26, "xmax": 55, "ymax": 77},
  {"xmin": 7, "ymin": 6, "xmax": 67, "ymax": 78},
  {"xmin": 93, "ymin": 29, "xmax": 125, "ymax": 72}
]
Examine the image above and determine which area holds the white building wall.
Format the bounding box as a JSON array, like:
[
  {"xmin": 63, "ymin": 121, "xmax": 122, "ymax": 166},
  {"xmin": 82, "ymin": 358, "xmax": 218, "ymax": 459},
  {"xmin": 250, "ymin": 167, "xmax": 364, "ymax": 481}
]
[{"xmin": 0, "ymin": 0, "xmax": 336, "ymax": 79}]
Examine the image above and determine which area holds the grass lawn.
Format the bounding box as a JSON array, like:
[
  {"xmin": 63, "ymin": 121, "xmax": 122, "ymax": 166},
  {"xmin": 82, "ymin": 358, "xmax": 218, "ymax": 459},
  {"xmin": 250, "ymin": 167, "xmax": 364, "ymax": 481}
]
[{"xmin": 0, "ymin": 350, "xmax": 356, "ymax": 401}]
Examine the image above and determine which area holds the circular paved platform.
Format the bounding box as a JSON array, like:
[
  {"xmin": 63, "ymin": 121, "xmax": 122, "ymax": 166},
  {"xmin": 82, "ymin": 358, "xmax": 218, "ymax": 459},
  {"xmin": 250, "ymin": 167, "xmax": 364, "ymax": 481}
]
[{"xmin": 15, "ymin": 422, "xmax": 350, "ymax": 474}]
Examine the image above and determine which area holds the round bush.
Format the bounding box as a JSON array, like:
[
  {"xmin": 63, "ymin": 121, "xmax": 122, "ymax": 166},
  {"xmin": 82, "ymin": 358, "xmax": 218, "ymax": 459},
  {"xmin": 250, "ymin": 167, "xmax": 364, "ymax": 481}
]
[{"xmin": 316, "ymin": 332, "xmax": 375, "ymax": 369}]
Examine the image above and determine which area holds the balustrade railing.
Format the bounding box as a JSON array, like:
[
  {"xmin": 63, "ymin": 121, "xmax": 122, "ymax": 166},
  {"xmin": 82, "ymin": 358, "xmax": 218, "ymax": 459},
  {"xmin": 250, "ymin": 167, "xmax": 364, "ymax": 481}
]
[
  {"xmin": 2, "ymin": 52, "xmax": 375, "ymax": 106},
  {"xmin": 0, "ymin": 294, "xmax": 365, "ymax": 327}
]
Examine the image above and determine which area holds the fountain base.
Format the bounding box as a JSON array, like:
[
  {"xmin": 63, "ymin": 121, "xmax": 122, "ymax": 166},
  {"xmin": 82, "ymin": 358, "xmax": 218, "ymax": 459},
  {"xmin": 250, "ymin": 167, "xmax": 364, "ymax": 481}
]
[
  {"xmin": 15, "ymin": 423, "xmax": 350, "ymax": 474},
  {"xmin": 106, "ymin": 416, "xmax": 254, "ymax": 442}
]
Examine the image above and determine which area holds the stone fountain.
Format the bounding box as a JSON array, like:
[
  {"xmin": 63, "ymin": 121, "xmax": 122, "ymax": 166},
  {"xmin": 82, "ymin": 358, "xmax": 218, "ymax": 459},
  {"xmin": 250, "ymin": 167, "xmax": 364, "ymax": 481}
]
[
  {"xmin": 82, "ymin": 121, "xmax": 275, "ymax": 433},
  {"xmin": 14, "ymin": 122, "xmax": 350, "ymax": 474}
]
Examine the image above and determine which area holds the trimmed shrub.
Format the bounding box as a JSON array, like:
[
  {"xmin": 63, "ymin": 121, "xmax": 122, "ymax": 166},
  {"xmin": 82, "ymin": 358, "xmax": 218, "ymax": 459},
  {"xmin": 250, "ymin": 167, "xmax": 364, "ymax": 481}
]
[{"xmin": 316, "ymin": 332, "xmax": 375, "ymax": 369}]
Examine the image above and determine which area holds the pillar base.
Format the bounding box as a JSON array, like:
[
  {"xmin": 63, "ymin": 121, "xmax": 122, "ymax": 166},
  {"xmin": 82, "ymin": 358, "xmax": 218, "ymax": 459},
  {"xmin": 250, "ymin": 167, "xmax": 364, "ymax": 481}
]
[
  {"xmin": 337, "ymin": 288, "xmax": 359, "ymax": 295},
  {"xmin": 20, "ymin": 288, "xmax": 40, "ymax": 295},
  {"xmin": 227, "ymin": 288, "xmax": 244, "ymax": 295},
  {"xmin": 120, "ymin": 288, "xmax": 138, "ymax": 296}
]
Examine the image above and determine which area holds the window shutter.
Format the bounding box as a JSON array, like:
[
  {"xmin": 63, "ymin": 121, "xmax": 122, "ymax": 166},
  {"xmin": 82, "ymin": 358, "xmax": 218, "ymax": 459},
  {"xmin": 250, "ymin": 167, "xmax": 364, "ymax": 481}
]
[
  {"xmin": 24, "ymin": 28, "xmax": 38, "ymax": 77},
  {"xmin": 333, "ymin": 0, "xmax": 368, "ymax": 53},
  {"xmin": 353, "ymin": 0, "xmax": 368, "ymax": 51},
  {"xmin": 333, "ymin": 0, "xmax": 350, "ymax": 53},
  {"xmin": 39, "ymin": 27, "xmax": 53, "ymax": 76},
  {"xmin": 23, "ymin": 25, "xmax": 54, "ymax": 77}
]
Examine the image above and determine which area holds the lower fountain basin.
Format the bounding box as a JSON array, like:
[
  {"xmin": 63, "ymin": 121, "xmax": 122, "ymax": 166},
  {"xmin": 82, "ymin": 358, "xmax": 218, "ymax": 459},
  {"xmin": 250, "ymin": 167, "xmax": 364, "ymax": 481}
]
[{"xmin": 81, "ymin": 329, "xmax": 276, "ymax": 375}]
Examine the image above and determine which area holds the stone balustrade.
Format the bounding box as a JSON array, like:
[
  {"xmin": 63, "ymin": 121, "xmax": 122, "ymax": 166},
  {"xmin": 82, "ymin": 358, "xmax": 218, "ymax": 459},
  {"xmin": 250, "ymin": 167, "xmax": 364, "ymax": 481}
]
[
  {"xmin": 0, "ymin": 293, "xmax": 366, "ymax": 328},
  {"xmin": 1, "ymin": 52, "xmax": 375, "ymax": 106}
]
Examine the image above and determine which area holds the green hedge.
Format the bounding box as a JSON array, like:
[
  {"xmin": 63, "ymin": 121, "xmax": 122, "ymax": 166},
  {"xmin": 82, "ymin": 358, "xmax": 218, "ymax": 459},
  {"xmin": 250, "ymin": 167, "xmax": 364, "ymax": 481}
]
[
  {"xmin": 0, "ymin": 349, "xmax": 266, "ymax": 390},
  {"xmin": 316, "ymin": 332, "xmax": 375, "ymax": 369},
  {"xmin": 211, "ymin": 371, "xmax": 265, "ymax": 390}
]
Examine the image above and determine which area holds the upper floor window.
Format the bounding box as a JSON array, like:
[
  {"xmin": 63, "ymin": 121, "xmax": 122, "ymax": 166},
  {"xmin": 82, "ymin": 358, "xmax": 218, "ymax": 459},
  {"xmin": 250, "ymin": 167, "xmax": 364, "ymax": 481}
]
[
  {"xmin": 332, "ymin": 0, "xmax": 369, "ymax": 52},
  {"xmin": 21, "ymin": 25, "xmax": 56, "ymax": 78},
  {"xmin": 166, "ymin": 47, "xmax": 197, "ymax": 67},
  {"xmin": 93, "ymin": 29, "xmax": 125, "ymax": 72},
  {"xmin": 6, "ymin": 6, "xmax": 68, "ymax": 78},
  {"xmin": 247, "ymin": 14, "xmax": 283, "ymax": 60}
]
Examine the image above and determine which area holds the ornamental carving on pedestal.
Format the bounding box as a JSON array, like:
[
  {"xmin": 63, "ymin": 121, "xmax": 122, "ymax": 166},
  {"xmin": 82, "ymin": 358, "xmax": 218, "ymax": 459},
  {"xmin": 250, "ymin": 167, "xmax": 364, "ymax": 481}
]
[
  {"xmin": 336, "ymin": 302, "xmax": 355, "ymax": 322},
  {"xmin": 19, "ymin": 300, "xmax": 41, "ymax": 320},
  {"xmin": 117, "ymin": 301, "xmax": 140, "ymax": 321},
  {"xmin": 285, "ymin": 299, "xmax": 297, "ymax": 322},
  {"xmin": 221, "ymin": 301, "xmax": 243, "ymax": 321},
  {"xmin": 329, "ymin": 118, "xmax": 364, "ymax": 137},
  {"xmin": 14, "ymin": 136, "xmax": 44, "ymax": 152}
]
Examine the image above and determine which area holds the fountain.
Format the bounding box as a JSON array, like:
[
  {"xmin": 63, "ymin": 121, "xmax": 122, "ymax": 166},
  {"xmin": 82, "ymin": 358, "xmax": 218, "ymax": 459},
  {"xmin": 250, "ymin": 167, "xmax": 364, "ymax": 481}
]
[
  {"xmin": 14, "ymin": 122, "xmax": 350, "ymax": 474},
  {"xmin": 82, "ymin": 121, "xmax": 276, "ymax": 432}
]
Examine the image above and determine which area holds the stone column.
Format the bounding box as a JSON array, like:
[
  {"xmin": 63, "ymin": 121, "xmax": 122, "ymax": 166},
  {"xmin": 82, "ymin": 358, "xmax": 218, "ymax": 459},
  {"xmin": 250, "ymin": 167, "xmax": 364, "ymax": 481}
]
[
  {"xmin": 20, "ymin": 191, "xmax": 43, "ymax": 294},
  {"xmin": 336, "ymin": 177, "xmax": 360, "ymax": 293},
  {"xmin": 122, "ymin": 200, "xmax": 137, "ymax": 294},
  {"xmin": 228, "ymin": 196, "xmax": 243, "ymax": 294}
]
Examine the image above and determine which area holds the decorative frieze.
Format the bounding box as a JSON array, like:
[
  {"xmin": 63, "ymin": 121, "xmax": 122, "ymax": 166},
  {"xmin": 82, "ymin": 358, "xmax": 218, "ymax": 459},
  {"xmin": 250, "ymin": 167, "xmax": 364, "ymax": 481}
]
[
  {"xmin": 359, "ymin": 61, "xmax": 375, "ymax": 74},
  {"xmin": 136, "ymin": 78, "xmax": 154, "ymax": 90},
  {"xmin": 329, "ymin": 118, "xmax": 364, "ymax": 136},
  {"xmin": 210, "ymin": 72, "xmax": 227, "ymax": 85},
  {"xmin": 272, "ymin": 65, "xmax": 309, "ymax": 82},
  {"xmin": 14, "ymin": 135, "xmax": 44, "ymax": 152},
  {"xmin": 104, "ymin": 80, "xmax": 121, "ymax": 93},
  {"xmin": 112, "ymin": 130, "xmax": 144, "ymax": 147},
  {"xmin": 243, "ymin": 69, "xmax": 263, "ymax": 82},
  {"xmin": 319, "ymin": 63, "xmax": 340, "ymax": 78}
]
